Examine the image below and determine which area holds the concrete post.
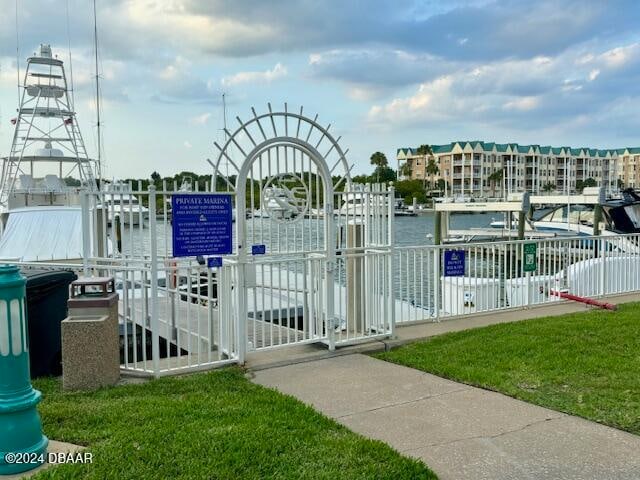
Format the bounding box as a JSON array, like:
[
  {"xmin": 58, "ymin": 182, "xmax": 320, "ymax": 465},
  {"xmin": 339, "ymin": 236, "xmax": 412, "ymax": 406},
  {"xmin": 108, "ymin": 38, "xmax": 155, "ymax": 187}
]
[
  {"xmin": 346, "ymin": 221, "xmax": 364, "ymax": 334},
  {"xmin": 62, "ymin": 277, "xmax": 119, "ymax": 391},
  {"xmin": 0, "ymin": 265, "xmax": 48, "ymax": 475}
]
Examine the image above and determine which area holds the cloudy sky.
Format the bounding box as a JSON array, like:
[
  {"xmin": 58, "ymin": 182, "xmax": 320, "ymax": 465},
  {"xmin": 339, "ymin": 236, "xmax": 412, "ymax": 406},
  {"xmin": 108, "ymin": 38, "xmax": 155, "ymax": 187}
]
[{"xmin": 1, "ymin": 0, "xmax": 639, "ymax": 178}]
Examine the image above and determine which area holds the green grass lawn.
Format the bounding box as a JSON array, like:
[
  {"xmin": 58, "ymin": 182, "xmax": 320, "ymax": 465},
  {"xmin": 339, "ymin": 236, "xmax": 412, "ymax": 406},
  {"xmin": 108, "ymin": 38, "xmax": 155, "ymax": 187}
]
[
  {"xmin": 376, "ymin": 302, "xmax": 640, "ymax": 435},
  {"xmin": 32, "ymin": 368, "xmax": 435, "ymax": 479}
]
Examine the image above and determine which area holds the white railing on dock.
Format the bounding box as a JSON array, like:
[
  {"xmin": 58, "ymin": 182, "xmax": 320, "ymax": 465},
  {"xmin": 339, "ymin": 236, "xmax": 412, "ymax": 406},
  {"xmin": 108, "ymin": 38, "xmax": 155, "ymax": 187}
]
[
  {"xmin": 4, "ymin": 180, "xmax": 640, "ymax": 378},
  {"xmin": 394, "ymin": 233, "xmax": 640, "ymax": 324}
]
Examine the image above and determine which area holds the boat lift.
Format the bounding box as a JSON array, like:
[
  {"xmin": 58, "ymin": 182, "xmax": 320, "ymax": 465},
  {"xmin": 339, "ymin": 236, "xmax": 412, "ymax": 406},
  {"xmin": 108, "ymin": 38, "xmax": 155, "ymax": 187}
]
[
  {"xmin": 434, "ymin": 187, "xmax": 607, "ymax": 244},
  {"xmin": 434, "ymin": 193, "xmax": 530, "ymax": 244}
]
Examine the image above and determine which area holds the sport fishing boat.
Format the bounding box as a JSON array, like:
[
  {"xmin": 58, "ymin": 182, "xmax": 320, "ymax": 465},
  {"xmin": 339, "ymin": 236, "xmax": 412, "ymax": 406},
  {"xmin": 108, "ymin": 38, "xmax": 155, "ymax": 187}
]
[{"xmin": 0, "ymin": 44, "xmax": 100, "ymax": 262}]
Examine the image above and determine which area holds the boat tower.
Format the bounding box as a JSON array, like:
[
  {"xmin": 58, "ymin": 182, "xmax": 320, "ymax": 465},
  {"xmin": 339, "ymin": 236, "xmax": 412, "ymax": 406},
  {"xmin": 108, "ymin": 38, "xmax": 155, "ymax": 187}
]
[{"xmin": 0, "ymin": 44, "xmax": 97, "ymax": 211}]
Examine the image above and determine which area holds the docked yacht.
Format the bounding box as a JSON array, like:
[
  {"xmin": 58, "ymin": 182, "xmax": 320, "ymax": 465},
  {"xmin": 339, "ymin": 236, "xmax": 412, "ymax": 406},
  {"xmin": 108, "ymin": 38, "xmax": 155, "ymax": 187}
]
[
  {"xmin": 100, "ymin": 181, "xmax": 149, "ymax": 226},
  {"xmin": 490, "ymin": 188, "xmax": 640, "ymax": 237},
  {"xmin": 0, "ymin": 44, "xmax": 100, "ymax": 262}
]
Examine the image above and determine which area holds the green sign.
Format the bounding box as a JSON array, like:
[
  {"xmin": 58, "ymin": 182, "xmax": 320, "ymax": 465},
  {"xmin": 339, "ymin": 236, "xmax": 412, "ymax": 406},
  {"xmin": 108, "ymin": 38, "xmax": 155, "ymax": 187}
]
[{"xmin": 523, "ymin": 243, "xmax": 537, "ymax": 272}]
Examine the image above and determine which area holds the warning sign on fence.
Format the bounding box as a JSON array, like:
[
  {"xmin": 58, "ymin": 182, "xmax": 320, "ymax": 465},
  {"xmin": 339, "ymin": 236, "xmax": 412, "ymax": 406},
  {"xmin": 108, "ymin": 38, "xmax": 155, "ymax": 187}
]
[
  {"xmin": 523, "ymin": 243, "xmax": 537, "ymax": 272},
  {"xmin": 444, "ymin": 250, "xmax": 466, "ymax": 277},
  {"xmin": 172, "ymin": 194, "xmax": 233, "ymax": 257}
]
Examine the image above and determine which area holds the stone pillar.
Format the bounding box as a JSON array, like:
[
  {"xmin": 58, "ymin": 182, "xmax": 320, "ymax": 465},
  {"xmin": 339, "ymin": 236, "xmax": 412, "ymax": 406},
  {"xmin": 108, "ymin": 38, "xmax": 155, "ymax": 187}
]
[
  {"xmin": 62, "ymin": 277, "xmax": 119, "ymax": 391},
  {"xmin": 0, "ymin": 265, "xmax": 48, "ymax": 475}
]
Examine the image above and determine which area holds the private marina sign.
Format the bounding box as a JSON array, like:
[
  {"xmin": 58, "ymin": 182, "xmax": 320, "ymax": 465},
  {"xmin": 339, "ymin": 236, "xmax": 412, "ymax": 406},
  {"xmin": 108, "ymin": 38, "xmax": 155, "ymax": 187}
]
[{"xmin": 171, "ymin": 194, "xmax": 233, "ymax": 257}]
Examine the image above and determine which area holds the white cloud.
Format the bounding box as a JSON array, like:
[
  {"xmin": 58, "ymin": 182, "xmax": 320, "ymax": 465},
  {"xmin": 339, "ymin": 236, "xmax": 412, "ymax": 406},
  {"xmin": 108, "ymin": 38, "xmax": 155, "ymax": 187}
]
[
  {"xmin": 308, "ymin": 48, "xmax": 457, "ymax": 88},
  {"xmin": 183, "ymin": 141, "xmax": 192, "ymax": 149},
  {"xmin": 588, "ymin": 69, "xmax": 600, "ymax": 81},
  {"xmin": 503, "ymin": 96, "xmax": 540, "ymax": 111},
  {"xmin": 368, "ymin": 76, "xmax": 455, "ymax": 123},
  {"xmin": 221, "ymin": 63, "xmax": 287, "ymax": 87},
  {"xmin": 577, "ymin": 43, "xmax": 640, "ymax": 70},
  {"xmin": 600, "ymin": 44, "xmax": 637, "ymax": 68},
  {"xmin": 159, "ymin": 57, "xmax": 192, "ymax": 81},
  {"xmin": 346, "ymin": 86, "xmax": 384, "ymax": 101},
  {"xmin": 190, "ymin": 112, "xmax": 211, "ymax": 125}
]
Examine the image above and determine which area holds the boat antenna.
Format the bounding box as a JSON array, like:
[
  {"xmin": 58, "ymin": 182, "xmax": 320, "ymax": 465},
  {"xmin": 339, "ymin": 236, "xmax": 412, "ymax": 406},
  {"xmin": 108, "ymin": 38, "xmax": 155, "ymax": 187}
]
[
  {"xmin": 65, "ymin": 0, "xmax": 76, "ymax": 111},
  {"xmin": 93, "ymin": 0, "xmax": 102, "ymax": 181},
  {"xmin": 14, "ymin": 0, "xmax": 21, "ymax": 104},
  {"xmin": 222, "ymin": 92, "xmax": 230, "ymax": 191}
]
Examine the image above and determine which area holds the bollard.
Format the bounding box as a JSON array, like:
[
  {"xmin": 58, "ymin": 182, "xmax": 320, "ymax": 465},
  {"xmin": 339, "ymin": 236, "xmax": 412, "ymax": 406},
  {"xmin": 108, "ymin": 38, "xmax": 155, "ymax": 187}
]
[{"xmin": 0, "ymin": 265, "xmax": 48, "ymax": 475}]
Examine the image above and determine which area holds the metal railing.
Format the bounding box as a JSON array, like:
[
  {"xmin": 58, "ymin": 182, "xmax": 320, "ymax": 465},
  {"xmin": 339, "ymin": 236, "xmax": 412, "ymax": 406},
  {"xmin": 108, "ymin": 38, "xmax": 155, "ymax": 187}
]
[
  {"xmin": 5, "ymin": 180, "xmax": 640, "ymax": 378},
  {"xmin": 394, "ymin": 233, "xmax": 640, "ymax": 324}
]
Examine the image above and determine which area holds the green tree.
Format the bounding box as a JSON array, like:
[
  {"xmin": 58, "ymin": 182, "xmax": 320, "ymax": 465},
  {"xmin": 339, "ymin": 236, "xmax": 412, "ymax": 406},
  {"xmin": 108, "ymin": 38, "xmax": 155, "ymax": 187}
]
[
  {"xmin": 487, "ymin": 168, "xmax": 503, "ymax": 195},
  {"xmin": 370, "ymin": 151, "xmax": 388, "ymax": 169},
  {"xmin": 372, "ymin": 165, "xmax": 396, "ymax": 183},
  {"xmin": 425, "ymin": 157, "xmax": 439, "ymax": 190},
  {"xmin": 416, "ymin": 144, "xmax": 433, "ymax": 156},
  {"xmin": 487, "ymin": 169, "xmax": 503, "ymax": 183},
  {"xmin": 576, "ymin": 178, "xmax": 597, "ymax": 193},
  {"xmin": 542, "ymin": 182, "xmax": 555, "ymax": 192},
  {"xmin": 64, "ymin": 176, "xmax": 81, "ymax": 187},
  {"xmin": 399, "ymin": 161, "xmax": 413, "ymax": 178},
  {"xmin": 151, "ymin": 171, "xmax": 161, "ymax": 182}
]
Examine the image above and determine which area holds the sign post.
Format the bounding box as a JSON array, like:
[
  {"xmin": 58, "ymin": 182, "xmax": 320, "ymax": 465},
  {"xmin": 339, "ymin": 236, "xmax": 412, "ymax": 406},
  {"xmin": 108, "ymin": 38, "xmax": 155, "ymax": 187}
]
[{"xmin": 172, "ymin": 194, "xmax": 233, "ymax": 257}]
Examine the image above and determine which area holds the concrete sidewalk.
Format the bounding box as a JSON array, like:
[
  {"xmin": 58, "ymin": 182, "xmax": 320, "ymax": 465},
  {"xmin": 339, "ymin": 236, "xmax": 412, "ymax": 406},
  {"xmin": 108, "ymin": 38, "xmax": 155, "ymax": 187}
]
[
  {"xmin": 245, "ymin": 292, "xmax": 639, "ymax": 372},
  {"xmin": 252, "ymin": 354, "xmax": 640, "ymax": 480}
]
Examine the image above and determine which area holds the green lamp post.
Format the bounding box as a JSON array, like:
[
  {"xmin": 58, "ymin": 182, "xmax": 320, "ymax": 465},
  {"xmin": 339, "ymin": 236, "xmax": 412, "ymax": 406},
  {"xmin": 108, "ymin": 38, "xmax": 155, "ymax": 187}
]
[{"xmin": 0, "ymin": 265, "xmax": 48, "ymax": 474}]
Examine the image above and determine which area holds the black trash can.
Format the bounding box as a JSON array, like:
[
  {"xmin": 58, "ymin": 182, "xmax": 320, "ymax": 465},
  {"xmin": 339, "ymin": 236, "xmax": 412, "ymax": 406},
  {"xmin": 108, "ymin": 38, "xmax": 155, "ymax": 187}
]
[{"xmin": 22, "ymin": 269, "xmax": 78, "ymax": 377}]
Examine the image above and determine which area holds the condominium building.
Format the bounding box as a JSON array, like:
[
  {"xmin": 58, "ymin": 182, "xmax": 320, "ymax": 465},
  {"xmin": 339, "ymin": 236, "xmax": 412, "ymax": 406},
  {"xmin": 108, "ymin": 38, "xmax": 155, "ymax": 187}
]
[{"xmin": 397, "ymin": 142, "xmax": 640, "ymax": 198}]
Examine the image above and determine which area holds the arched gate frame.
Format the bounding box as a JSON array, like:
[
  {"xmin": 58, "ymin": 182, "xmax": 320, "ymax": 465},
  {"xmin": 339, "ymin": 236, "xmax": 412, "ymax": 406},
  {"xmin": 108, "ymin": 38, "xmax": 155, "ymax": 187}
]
[{"xmin": 212, "ymin": 105, "xmax": 394, "ymax": 361}]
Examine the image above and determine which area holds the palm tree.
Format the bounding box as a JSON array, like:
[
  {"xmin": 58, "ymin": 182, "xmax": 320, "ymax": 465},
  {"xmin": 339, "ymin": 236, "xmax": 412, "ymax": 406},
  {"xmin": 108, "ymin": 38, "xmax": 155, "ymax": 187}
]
[
  {"xmin": 542, "ymin": 182, "xmax": 555, "ymax": 193},
  {"xmin": 416, "ymin": 144, "xmax": 432, "ymax": 156},
  {"xmin": 399, "ymin": 161, "xmax": 412, "ymax": 179},
  {"xmin": 425, "ymin": 158, "xmax": 439, "ymax": 191},
  {"xmin": 415, "ymin": 144, "xmax": 433, "ymax": 188},
  {"xmin": 370, "ymin": 151, "xmax": 389, "ymax": 183},
  {"xmin": 370, "ymin": 151, "xmax": 388, "ymax": 168},
  {"xmin": 487, "ymin": 168, "xmax": 503, "ymax": 196}
]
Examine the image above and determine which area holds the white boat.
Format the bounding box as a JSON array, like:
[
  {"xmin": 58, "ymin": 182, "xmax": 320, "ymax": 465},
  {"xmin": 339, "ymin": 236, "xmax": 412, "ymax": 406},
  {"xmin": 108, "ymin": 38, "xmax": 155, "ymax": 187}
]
[
  {"xmin": 261, "ymin": 186, "xmax": 304, "ymax": 221},
  {"xmin": 490, "ymin": 190, "xmax": 640, "ymax": 240},
  {"xmin": 337, "ymin": 190, "xmax": 392, "ymax": 217},
  {"xmin": 0, "ymin": 44, "xmax": 104, "ymax": 262},
  {"xmin": 100, "ymin": 181, "xmax": 149, "ymax": 225}
]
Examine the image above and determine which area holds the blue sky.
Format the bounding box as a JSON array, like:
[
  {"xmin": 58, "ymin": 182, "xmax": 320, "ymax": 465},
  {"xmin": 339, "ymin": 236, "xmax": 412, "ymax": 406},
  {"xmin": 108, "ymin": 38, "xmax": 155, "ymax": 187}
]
[{"xmin": 1, "ymin": 0, "xmax": 639, "ymax": 178}]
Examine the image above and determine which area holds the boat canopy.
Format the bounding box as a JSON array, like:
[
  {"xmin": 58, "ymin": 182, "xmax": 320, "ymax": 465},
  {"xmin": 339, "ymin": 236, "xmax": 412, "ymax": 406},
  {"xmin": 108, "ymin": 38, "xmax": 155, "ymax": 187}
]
[{"xmin": 0, "ymin": 207, "xmax": 83, "ymax": 261}]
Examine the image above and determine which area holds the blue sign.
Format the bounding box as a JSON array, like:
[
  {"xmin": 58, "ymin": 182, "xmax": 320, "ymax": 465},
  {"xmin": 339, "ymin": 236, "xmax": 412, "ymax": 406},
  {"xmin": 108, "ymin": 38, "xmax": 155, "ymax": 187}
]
[
  {"xmin": 251, "ymin": 244, "xmax": 266, "ymax": 255},
  {"xmin": 207, "ymin": 257, "xmax": 223, "ymax": 268},
  {"xmin": 444, "ymin": 250, "xmax": 465, "ymax": 277},
  {"xmin": 172, "ymin": 194, "xmax": 233, "ymax": 257}
]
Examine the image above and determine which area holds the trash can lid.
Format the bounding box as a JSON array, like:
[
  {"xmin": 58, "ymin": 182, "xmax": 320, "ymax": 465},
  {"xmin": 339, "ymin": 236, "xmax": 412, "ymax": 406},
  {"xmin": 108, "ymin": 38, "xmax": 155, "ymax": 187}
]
[{"xmin": 22, "ymin": 269, "xmax": 77, "ymax": 289}]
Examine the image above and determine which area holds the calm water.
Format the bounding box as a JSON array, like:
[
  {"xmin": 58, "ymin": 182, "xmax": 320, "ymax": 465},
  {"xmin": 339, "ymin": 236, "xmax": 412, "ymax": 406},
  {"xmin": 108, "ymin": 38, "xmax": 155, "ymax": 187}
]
[
  {"xmin": 120, "ymin": 212, "xmax": 497, "ymax": 257},
  {"xmin": 395, "ymin": 212, "xmax": 496, "ymax": 246}
]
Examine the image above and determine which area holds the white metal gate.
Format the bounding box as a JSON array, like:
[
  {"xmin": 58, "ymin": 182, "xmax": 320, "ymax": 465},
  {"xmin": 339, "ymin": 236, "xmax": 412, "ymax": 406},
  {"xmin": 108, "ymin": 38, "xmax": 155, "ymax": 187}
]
[{"xmin": 212, "ymin": 105, "xmax": 394, "ymax": 360}]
